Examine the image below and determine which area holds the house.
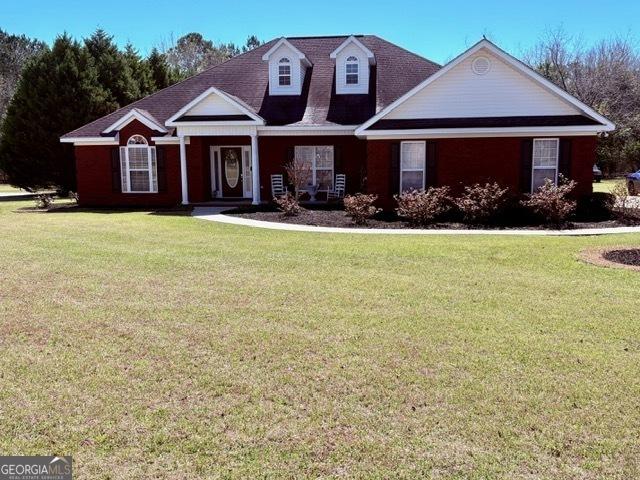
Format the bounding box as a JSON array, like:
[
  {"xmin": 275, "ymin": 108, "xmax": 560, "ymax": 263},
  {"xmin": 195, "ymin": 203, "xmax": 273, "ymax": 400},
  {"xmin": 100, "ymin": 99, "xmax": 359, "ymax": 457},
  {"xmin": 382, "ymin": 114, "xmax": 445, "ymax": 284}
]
[{"xmin": 60, "ymin": 36, "xmax": 614, "ymax": 209}]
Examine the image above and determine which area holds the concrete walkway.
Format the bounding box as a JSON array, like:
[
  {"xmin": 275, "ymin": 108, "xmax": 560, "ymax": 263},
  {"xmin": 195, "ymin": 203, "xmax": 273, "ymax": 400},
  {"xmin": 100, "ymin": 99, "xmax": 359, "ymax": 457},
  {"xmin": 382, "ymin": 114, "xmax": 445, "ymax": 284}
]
[
  {"xmin": 0, "ymin": 191, "xmax": 39, "ymax": 200},
  {"xmin": 191, "ymin": 207, "xmax": 640, "ymax": 236}
]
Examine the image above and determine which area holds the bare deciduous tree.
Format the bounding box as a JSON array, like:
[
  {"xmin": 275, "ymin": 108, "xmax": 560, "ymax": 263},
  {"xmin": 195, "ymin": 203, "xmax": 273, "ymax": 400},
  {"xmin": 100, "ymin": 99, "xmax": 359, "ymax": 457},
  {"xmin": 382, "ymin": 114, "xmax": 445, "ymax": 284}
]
[{"xmin": 524, "ymin": 28, "xmax": 640, "ymax": 174}]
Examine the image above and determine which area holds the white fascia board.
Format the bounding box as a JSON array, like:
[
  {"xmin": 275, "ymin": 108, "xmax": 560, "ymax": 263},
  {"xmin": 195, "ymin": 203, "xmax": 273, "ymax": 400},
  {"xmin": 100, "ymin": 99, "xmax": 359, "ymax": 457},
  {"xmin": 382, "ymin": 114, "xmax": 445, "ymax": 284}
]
[
  {"xmin": 358, "ymin": 125, "xmax": 609, "ymax": 140},
  {"xmin": 261, "ymin": 38, "xmax": 311, "ymax": 66},
  {"xmin": 103, "ymin": 108, "xmax": 167, "ymax": 134},
  {"xmin": 151, "ymin": 136, "xmax": 190, "ymax": 145},
  {"xmin": 356, "ymin": 39, "xmax": 615, "ymax": 134},
  {"xmin": 60, "ymin": 136, "xmax": 119, "ymax": 145},
  {"xmin": 258, "ymin": 126, "xmax": 357, "ymax": 136},
  {"xmin": 164, "ymin": 86, "xmax": 265, "ymax": 127},
  {"xmin": 330, "ymin": 36, "xmax": 376, "ymax": 65}
]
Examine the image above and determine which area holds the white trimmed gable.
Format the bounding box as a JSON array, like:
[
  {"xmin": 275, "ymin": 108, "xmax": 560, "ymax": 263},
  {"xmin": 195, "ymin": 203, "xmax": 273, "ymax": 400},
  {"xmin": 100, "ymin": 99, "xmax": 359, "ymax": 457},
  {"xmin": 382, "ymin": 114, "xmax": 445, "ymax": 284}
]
[
  {"xmin": 262, "ymin": 38, "xmax": 310, "ymax": 96},
  {"xmin": 184, "ymin": 91, "xmax": 246, "ymax": 116},
  {"xmin": 385, "ymin": 46, "xmax": 580, "ymax": 119}
]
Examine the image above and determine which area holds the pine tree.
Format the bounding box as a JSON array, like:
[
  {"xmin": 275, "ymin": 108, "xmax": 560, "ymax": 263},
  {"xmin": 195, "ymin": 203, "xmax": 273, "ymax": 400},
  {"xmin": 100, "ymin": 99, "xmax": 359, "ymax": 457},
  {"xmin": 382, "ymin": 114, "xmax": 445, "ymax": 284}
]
[
  {"xmin": 147, "ymin": 48, "xmax": 176, "ymax": 89},
  {"xmin": 0, "ymin": 34, "xmax": 109, "ymax": 190},
  {"xmin": 124, "ymin": 43, "xmax": 154, "ymax": 97},
  {"xmin": 84, "ymin": 29, "xmax": 137, "ymax": 108}
]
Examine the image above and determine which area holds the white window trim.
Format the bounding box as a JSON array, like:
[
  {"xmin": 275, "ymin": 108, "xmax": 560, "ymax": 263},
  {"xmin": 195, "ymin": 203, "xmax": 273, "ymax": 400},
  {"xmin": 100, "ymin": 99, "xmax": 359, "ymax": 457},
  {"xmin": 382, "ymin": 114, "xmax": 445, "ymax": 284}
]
[
  {"xmin": 531, "ymin": 138, "xmax": 559, "ymax": 192},
  {"xmin": 345, "ymin": 56, "xmax": 359, "ymax": 85},
  {"xmin": 122, "ymin": 136, "xmax": 157, "ymax": 193},
  {"xmin": 278, "ymin": 58, "xmax": 291, "ymax": 86},
  {"xmin": 400, "ymin": 141, "xmax": 426, "ymax": 192},
  {"xmin": 294, "ymin": 145, "xmax": 335, "ymax": 192}
]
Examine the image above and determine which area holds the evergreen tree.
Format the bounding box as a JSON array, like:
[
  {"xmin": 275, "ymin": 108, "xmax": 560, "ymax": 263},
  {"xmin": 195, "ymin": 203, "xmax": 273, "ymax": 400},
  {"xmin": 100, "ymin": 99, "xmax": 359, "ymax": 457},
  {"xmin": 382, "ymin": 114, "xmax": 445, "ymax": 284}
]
[
  {"xmin": 0, "ymin": 34, "xmax": 109, "ymax": 190},
  {"xmin": 242, "ymin": 35, "xmax": 262, "ymax": 53},
  {"xmin": 84, "ymin": 29, "xmax": 137, "ymax": 109},
  {"xmin": 123, "ymin": 43, "xmax": 154, "ymax": 97},
  {"xmin": 147, "ymin": 47, "xmax": 176, "ymax": 90}
]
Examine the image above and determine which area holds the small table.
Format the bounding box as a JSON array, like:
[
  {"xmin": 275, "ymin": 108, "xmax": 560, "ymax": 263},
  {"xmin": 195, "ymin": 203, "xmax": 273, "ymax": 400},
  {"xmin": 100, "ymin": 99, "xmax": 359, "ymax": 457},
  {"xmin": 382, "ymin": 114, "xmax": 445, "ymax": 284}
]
[{"xmin": 300, "ymin": 184, "xmax": 319, "ymax": 202}]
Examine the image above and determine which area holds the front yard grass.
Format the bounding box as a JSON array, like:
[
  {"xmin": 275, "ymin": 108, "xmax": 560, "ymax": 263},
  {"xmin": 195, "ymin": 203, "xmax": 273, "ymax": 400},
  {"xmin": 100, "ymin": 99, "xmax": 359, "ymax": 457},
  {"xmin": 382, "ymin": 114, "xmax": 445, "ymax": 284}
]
[{"xmin": 0, "ymin": 200, "xmax": 639, "ymax": 479}]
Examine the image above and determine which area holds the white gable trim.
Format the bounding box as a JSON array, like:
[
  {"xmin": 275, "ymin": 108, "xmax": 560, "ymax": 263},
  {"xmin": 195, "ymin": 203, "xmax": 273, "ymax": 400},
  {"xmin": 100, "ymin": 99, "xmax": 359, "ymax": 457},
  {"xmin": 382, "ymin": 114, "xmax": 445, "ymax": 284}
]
[
  {"xmin": 165, "ymin": 87, "xmax": 265, "ymax": 127},
  {"xmin": 330, "ymin": 36, "xmax": 376, "ymax": 65},
  {"xmin": 356, "ymin": 39, "xmax": 614, "ymax": 134},
  {"xmin": 359, "ymin": 125, "xmax": 607, "ymax": 140},
  {"xmin": 261, "ymin": 38, "xmax": 312, "ymax": 67},
  {"xmin": 103, "ymin": 108, "xmax": 167, "ymax": 134},
  {"xmin": 60, "ymin": 136, "xmax": 120, "ymax": 146}
]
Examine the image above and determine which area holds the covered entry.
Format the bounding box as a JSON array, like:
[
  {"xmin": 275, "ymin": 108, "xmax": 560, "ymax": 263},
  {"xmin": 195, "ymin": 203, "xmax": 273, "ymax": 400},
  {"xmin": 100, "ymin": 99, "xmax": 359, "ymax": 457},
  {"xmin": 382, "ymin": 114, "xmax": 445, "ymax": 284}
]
[{"xmin": 210, "ymin": 145, "xmax": 253, "ymax": 199}]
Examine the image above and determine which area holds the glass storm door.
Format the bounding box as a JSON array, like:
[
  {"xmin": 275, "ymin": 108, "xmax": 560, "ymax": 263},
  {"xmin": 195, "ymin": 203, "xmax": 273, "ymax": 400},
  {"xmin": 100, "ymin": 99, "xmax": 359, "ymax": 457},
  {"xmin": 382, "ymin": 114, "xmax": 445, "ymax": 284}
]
[{"xmin": 221, "ymin": 147, "xmax": 243, "ymax": 197}]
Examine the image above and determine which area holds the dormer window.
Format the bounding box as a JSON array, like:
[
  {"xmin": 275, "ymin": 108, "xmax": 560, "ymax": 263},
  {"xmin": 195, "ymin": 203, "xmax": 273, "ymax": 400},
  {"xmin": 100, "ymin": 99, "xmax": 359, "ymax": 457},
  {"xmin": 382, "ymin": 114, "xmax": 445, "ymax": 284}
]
[
  {"xmin": 278, "ymin": 58, "xmax": 291, "ymax": 86},
  {"xmin": 346, "ymin": 56, "xmax": 359, "ymax": 85},
  {"xmin": 330, "ymin": 36, "xmax": 375, "ymax": 95}
]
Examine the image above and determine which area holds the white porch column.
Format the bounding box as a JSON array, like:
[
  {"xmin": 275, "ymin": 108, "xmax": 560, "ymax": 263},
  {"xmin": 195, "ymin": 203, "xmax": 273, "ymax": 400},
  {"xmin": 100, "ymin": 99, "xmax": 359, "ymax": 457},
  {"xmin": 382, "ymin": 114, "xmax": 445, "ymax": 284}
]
[
  {"xmin": 179, "ymin": 135, "xmax": 189, "ymax": 205},
  {"xmin": 250, "ymin": 133, "xmax": 261, "ymax": 205}
]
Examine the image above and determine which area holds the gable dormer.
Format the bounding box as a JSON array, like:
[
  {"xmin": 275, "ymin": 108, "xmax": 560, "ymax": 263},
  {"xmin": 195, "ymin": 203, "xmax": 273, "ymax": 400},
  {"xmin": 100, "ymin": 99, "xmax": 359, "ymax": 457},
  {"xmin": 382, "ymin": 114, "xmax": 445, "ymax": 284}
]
[
  {"xmin": 262, "ymin": 38, "xmax": 311, "ymax": 96},
  {"xmin": 330, "ymin": 36, "xmax": 376, "ymax": 95}
]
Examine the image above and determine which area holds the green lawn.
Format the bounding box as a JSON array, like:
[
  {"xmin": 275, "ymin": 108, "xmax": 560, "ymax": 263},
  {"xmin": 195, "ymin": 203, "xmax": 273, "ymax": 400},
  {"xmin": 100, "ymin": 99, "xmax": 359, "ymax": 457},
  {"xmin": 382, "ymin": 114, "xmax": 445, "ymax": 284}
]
[
  {"xmin": 592, "ymin": 178, "xmax": 623, "ymax": 194},
  {"xmin": 0, "ymin": 183, "xmax": 23, "ymax": 193},
  {"xmin": 1, "ymin": 200, "xmax": 640, "ymax": 479}
]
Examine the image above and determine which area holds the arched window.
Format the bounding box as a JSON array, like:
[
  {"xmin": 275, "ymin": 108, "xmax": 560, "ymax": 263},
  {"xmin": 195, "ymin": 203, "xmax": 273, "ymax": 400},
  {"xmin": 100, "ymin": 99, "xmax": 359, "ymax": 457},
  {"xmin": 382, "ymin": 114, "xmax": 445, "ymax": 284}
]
[
  {"xmin": 120, "ymin": 135, "xmax": 157, "ymax": 193},
  {"xmin": 345, "ymin": 56, "xmax": 359, "ymax": 85},
  {"xmin": 278, "ymin": 57, "xmax": 291, "ymax": 86}
]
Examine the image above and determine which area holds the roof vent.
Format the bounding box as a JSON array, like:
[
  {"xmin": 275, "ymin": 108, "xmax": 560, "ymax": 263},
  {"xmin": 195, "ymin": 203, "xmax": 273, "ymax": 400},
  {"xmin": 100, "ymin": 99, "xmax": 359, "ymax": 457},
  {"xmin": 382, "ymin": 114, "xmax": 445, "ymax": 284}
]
[{"xmin": 472, "ymin": 56, "xmax": 491, "ymax": 75}]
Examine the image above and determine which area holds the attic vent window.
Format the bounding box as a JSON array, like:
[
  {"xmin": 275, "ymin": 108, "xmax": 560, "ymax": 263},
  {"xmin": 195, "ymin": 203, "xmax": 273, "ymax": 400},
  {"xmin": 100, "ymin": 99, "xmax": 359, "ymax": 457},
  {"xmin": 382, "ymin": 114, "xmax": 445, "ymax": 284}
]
[
  {"xmin": 345, "ymin": 56, "xmax": 359, "ymax": 85},
  {"xmin": 472, "ymin": 56, "xmax": 491, "ymax": 75},
  {"xmin": 278, "ymin": 58, "xmax": 291, "ymax": 86}
]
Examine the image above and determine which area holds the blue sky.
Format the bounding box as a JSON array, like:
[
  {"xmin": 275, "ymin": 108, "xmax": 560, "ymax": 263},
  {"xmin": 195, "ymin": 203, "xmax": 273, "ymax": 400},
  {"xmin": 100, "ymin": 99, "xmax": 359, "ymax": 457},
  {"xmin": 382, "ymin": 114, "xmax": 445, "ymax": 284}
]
[{"xmin": 3, "ymin": 0, "xmax": 638, "ymax": 63}]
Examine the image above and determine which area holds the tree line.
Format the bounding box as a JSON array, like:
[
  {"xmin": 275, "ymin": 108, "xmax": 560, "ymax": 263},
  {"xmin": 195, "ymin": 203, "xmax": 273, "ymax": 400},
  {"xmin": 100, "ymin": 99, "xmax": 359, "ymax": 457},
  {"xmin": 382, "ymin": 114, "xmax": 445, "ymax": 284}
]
[{"xmin": 0, "ymin": 29, "xmax": 262, "ymax": 190}]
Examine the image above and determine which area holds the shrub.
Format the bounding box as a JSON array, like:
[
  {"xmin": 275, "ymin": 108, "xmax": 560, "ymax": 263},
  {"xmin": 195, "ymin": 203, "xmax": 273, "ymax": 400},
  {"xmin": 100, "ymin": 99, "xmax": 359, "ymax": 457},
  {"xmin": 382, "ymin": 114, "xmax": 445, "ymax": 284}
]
[
  {"xmin": 274, "ymin": 192, "xmax": 301, "ymax": 217},
  {"xmin": 395, "ymin": 186, "xmax": 452, "ymax": 226},
  {"xmin": 69, "ymin": 191, "xmax": 79, "ymax": 204},
  {"xmin": 455, "ymin": 182, "xmax": 510, "ymax": 224},
  {"xmin": 343, "ymin": 193, "xmax": 380, "ymax": 225},
  {"xmin": 521, "ymin": 177, "xmax": 577, "ymax": 226},
  {"xmin": 611, "ymin": 180, "xmax": 636, "ymax": 221},
  {"xmin": 576, "ymin": 192, "xmax": 615, "ymax": 221}
]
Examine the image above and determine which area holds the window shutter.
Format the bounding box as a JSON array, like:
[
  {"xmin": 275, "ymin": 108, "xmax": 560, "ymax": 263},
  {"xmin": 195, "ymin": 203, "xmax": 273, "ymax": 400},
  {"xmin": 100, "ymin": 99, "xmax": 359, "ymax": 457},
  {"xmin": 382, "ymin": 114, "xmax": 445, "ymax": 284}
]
[
  {"xmin": 119, "ymin": 146, "xmax": 127, "ymax": 192},
  {"xmin": 334, "ymin": 145, "xmax": 342, "ymax": 173},
  {"xmin": 520, "ymin": 139, "xmax": 533, "ymax": 194},
  {"xmin": 285, "ymin": 146, "xmax": 295, "ymax": 186},
  {"xmin": 150, "ymin": 146, "xmax": 158, "ymax": 193},
  {"xmin": 390, "ymin": 143, "xmax": 400, "ymax": 196},
  {"xmin": 111, "ymin": 147, "xmax": 122, "ymax": 193},
  {"xmin": 559, "ymin": 138, "xmax": 572, "ymax": 181},
  {"xmin": 156, "ymin": 146, "xmax": 167, "ymax": 193},
  {"xmin": 425, "ymin": 141, "xmax": 437, "ymax": 187}
]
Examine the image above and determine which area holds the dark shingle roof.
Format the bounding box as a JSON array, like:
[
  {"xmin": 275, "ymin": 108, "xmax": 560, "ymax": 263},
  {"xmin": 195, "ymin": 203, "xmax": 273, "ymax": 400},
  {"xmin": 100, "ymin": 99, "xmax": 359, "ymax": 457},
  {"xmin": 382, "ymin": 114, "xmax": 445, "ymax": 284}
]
[{"xmin": 62, "ymin": 35, "xmax": 441, "ymax": 138}]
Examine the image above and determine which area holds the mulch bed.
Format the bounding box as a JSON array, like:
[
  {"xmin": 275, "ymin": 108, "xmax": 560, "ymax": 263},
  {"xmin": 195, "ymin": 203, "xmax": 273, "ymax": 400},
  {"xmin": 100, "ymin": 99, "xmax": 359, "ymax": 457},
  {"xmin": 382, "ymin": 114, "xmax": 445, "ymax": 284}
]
[
  {"xmin": 580, "ymin": 247, "xmax": 640, "ymax": 271},
  {"xmin": 228, "ymin": 207, "xmax": 635, "ymax": 230}
]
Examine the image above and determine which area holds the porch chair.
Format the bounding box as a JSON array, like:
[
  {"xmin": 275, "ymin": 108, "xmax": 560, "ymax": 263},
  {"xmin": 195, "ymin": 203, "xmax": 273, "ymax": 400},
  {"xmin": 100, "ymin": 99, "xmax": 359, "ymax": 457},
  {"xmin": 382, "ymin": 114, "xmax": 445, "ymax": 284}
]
[
  {"xmin": 271, "ymin": 174, "xmax": 288, "ymax": 198},
  {"xmin": 327, "ymin": 174, "xmax": 346, "ymax": 202}
]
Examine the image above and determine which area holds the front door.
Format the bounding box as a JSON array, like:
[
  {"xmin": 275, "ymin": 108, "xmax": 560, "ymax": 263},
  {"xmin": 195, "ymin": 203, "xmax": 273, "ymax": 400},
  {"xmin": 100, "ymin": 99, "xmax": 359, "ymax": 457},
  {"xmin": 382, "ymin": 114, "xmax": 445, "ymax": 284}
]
[{"xmin": 221, "ymin": 147, "xmax": 243, "ymax": 197}]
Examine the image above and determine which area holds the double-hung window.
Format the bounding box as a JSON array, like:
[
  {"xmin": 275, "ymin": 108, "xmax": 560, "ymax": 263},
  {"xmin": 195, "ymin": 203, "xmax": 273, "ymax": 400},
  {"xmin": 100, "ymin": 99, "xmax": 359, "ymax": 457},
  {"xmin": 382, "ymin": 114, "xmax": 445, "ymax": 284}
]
[
  {"xmin": 400, "ymin": 141, "xmax": 426, "ymax": 192},
  {"xmin": 532, "ymin": 138, "xmax": 559, "ymax": 191},
  {"xmin": 345, "ymin": 56, "xmax": 359, "ymax": 85},
  {"xmin": 120, "ymin": 135, "xmax": 157, "ymax": 193},
  {"xmin": 278, "ymin": 58, "xmax": 291, "ymax": 86},
  {"xmin": 294, "ymin": 145, "xmax": 334, "ymax": 191}
]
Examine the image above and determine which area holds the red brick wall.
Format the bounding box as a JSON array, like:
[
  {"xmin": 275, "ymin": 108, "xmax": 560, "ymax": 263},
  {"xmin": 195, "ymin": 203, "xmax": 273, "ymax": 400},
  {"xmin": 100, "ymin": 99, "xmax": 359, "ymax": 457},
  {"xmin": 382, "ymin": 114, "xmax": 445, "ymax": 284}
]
[
  {"xmin": 258, "ymin": 136, "xmax": 367, "ymax": 201},
  {"xmin": 367, "ymin": 136, "xmax": 597, "ymax": 208},
  {"xmin": 75, "ymin": 126, "xmax": 597, "ymax": 209},
  {"xmin": 75, "ymin": 120, "xmax": 182, "ymax": 207}
]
